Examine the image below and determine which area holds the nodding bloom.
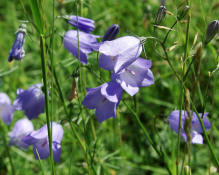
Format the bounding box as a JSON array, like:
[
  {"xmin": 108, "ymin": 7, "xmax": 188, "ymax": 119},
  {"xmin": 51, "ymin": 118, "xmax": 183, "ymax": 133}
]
[
  {"xmin": 0, "ymin": 93, "xmax": 14, "ymax": 124},
  {"xmin": 82, "ymin": 81, "xmax": 123, "ymax": 122},
  {"xmin": 9, "ymin": 118, "xmax": 34, "ymax": 149},
  {"xmin": 64, "ymin": 30, "xmax": 100, "ymax": 64},
  {"xmin": 65, "ymin": 15, "xmax": 95, "ymax": 33},
  {"xmin": 13, "ymin": 84, "xmax": 45, "ymax": 120},
  {"xmin": 99, "ymin": 36, "xmax": 142, "ymax": 73},
  {"xmin": 22, "ymin": 122, "xmax": 63, "ymax": 163},
  {"xmin": 102, "ymin": 24, "xmax": 119, "ymax": 42},
  {"xmin": 111, "ymin": 58, "xmax": 154, "ymax": 96},
  {"xmin": 168, "ymin": 110, "xmax": 211, "ymax": 144},
  {"xmin": 205, "ymin": 20, "xmax": 219, "ymax": 44},
  {"xmin": 8, "ymin": 24, "xmax": 26, "ymax": 62}
]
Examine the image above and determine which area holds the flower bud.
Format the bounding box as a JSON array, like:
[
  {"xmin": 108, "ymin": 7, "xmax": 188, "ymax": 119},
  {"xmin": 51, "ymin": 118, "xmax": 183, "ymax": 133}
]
[
  {"xmin": 160, "ymin": 0, "xmax": 166, "ymax": 6},
  {"xmin": 102, "ymin": 24, "xmax": 119, "ymax": 41},
  {"xmin": 8, "ymin": 24, "xmax": 27, "ymax": 62},
  {"xmin": 177, "ymin": 5, "xmax": 189, "ymax": 20},
  {"xmin": 155, "ymin": 5, "xmax": 166, "ymax": 25},
  {"xmin": 204, "ymin": 20, "xmax": 219, "ymax": 44}
]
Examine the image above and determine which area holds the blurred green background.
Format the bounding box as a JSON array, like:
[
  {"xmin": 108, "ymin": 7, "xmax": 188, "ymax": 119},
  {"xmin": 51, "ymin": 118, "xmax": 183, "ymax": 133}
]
[{"xmin": 0, "ymin": 0, "xmax": 218, "ymax": 174}]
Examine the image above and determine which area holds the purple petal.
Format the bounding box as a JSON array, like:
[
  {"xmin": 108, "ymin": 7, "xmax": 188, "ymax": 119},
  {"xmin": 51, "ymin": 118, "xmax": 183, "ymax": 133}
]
[
  {"xmin": 191, "ymin": 112, "xmax": 211, "ymax": 133},
  {"xmin": 33, "ymin": 142, "xmax": 50, "ymax": 160},
  {"xmin": 96, "ymin": 100, "xmax": 117, "ymax": 122},
  {"xmin": 52, "ymin": 122, "xmax": 64, "ymax": 144},
  {"xmin": 13, "ymin": 84, "xmax": 45, "ymax": 120},
  {"xmin": 82, "ymin": 86, "xmax": 103, "ymax": 109},
  {"xmin": 168, "ymin": 110, "xmax": 186, "ymax": 133},
  {"xmin": 52, "ymin": 142, "xmax": 62, "ymax": 163},
  {"xmin": 191, "ymin": 131, "xmax": 203, "ymax": 144},
  {"xmin": 99, "ymin": 54, "xmax": 117, "ymax": 71},
  {"xmin": 100, "ymin": 82, "xmax": 123, "ymax": 103},
  {"xmin": 9, "ymin": 118, "xmax": 34, "ymax": 149},
  {"xmin": 0, "ymin": 93, "xmax": 14, "ymax": 124},
  {"xmin": 67, "ymin": 15, "xmax": 95, "ymax": 33},
  {"xmin": 99, "ymin": 36, "xmax": 142, "ymax": 73},
  {"xmin": 64, "ymin": 30, "xmax": 100, "ymax": 64}
]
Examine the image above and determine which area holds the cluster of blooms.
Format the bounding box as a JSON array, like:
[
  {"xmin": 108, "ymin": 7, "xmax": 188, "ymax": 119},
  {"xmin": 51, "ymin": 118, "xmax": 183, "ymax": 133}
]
[
  {"xmin": 62, "ymin": 15, "xmax": 154, "ymax": 122},
  {"xmin": 0, "ymin": 84, "xmax": 63, "ymax": 162},
  {"xmin": 4, "ymin": 14, "xmax": 215, "ymax": 168}
]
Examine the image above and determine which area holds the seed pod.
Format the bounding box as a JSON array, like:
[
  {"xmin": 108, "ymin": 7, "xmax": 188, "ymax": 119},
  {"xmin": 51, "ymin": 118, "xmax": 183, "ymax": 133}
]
[
  {"xmin": 204, "ymin": 20, "xmax": 219, "ymax": 44},
  {"xmin": 155, "ymin": 5, "xmax": 166, "ymax": 25},
  {"xmin": 177, "ymin": 5, "xmax": 189, "ymax": 21}
]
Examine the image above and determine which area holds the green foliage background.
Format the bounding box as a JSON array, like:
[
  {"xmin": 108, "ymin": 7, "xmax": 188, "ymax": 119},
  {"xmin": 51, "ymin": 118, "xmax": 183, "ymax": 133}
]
[{"xmin": 0, "ymin": 0, "xmax": 218, "ymax": 174}]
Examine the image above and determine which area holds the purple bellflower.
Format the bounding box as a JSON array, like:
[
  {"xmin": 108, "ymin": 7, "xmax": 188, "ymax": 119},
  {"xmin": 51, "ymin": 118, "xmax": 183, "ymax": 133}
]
[
  {"xmin": 13, "ymin": 84, "xmax": 45, "ymax": 120},
  {"xmin": 0, "ymin": 93, "xmax": 14, "ymax": 124},
  {"xmin": 22, "ymin": 122, "xmax": 64, "ymax": 163},
  {"xmin": 111, "ymin": 58, "xmax": 154, "ymax": 96},
  {"xmin": 102, "ymin": 24, "xmax": 119, "ymax": 42},
  {"xmin": 64, "ymin": 30, "xmax": 100, "ymax": 64},
  {"xmin": 82, "ymin": 81, "xmax": 123, "ymax": 122},
  {"xmin": 168, "ymin": 110, "xmax": 211, "ymax": 144},
  {"xmin": 9, "ymin": 118, "xmax": 34, "ymax": 149},
  {"xmin": 65, "ymin": 15, "xmax": 95, "ymax": 33},
  {"xmin": 99, "ymin": 36, "xmax": 142, "ymax": 73},
  {"xmin": 8, "ymin": 24, "xmax": 26, "ymax": 62}
]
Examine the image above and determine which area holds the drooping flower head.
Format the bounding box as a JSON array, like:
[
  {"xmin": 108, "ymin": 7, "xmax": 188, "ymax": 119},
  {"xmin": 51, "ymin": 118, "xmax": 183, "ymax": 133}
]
[
  {"xmin": 64, "ymin": 15, "xmax": 95, "ymax": 33},
  {"xmin": 22, "ymin": 122, "xmax": 64, "ymax": 163},
  {"xmin": 102, "ymin": 24, "xmax": 119, "ymax": 42},
  {"xmin": 82, "ymin": 82, "xmax": 123, "ymax": 122},
  {"xmin": 64, "ymin": 30, "xmax": 100, "ymax": 64},
  {"xmin": 13, "ymin": 84, "xmax": 45, "ymax": 120},
  {"xmin": 0, "ymin": 93, "xmax": 14, "ymax": 124},
  {"xmin": 168, "ymin": 110, "xmax": 211, "ymax": 144},
  {"xmin": 8, "ymin": 24, "xmax": 26, "ymax": 62},
  {"xmin": 111, "ymin": 58, "xmax": 154, "ymax": 96},
  {"xmin": 99, "ymin": 36, "xmax": 142, "ymax": 73},
  {"xmin": 9, "ymin": 118, "xmax": 34, "ymax": 149}
]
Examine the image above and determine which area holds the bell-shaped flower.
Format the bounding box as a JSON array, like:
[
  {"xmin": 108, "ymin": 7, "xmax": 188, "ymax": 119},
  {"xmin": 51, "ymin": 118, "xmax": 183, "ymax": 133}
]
[
  {"xmin": 111, "ymin": 58, "xmax": 154, "ymax": 96},
  {"xmin": 22, "ymin": 122, "xmax": 64, "ymax": 163},
  {"xmin": 0, "ymin": 93, "xmax": 14, "ymax": 124},
  {"xmin": 99, "ymin": 36, "xmax": 142, "ymax": 73},
  {"xmin": 64, "ymin": 30, "xmax": 100, "ymax": 64},
  {"xmin": 13, "ymin": 84, "xmax": 45, "ymax": 120},
  {"xmin": 168, "ymin": 110, "xmax": 211, "ymax": 144},
  {"xmin": 82, "ymin": 81, "xmax": 123, "ymax": 122},
  {"xmin": 8, "ymin": 24, "xmax": 26, "ymax": 62},
  {"xmin": 65, "ymin": 15, "xmax": 95, "ymax": 33},
  {"xmin": 102, "ymin": 24, "xmax": 119, "ymax": 42},
  {"xmin": 9, "ymin": 118, "xmax": 34, "ymax": 149}
]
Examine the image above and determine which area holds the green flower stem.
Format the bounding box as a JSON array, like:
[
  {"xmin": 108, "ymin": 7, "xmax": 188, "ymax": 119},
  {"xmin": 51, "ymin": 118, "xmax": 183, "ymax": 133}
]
[
  {"xmin": 190, "ymin": 101, "xmax": 219, "ymax": 169},
  {"xmin": 123, "ymin": 101, "xmax": 173, "ymax": 175},
  {"xmin": 0, "ymin": 121, "xmax": 15, "ymax": 175},
  {"xmin": 162, "ymin": 20, "xmax": 178, "ymax": 45},
  {"xmin": 40, "ymin": 34, "xmax": 55, "ymax": 175}
]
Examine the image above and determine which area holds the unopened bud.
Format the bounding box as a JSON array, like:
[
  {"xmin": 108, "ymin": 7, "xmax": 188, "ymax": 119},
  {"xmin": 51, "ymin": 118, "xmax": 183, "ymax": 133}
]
[
  {"xmin": 177, "ymin": 5, "xmax": 189, "ymax": 20},
  {"xmin": 102, "ymin": 24, "xmax": 119, "ymax": 41},
  {"xmin": 160, "ymin": 0, "xmax": 166, "ymax": 6},
  {"xmin": 184, "ymin": 165, "xmax": 191, "ymax": 175},
  {"xmin": 155, "ymin": 5, "xmax": 166, "ymax": 25},
  {"xmin": 204, "ymin": 20, "xmax": 219, "ymax": 44}
]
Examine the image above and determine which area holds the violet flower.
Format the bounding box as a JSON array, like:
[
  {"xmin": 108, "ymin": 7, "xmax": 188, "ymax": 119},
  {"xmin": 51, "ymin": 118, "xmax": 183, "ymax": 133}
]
[
  {"xmin": 8, "ymin": 24, "xmax": 26, "ymax": 62},
  {"xmin": 13, "ymin": 84, "xmax": 45, "ymax": 120},
  {"xmin": 82, "ymin": 81, "xmax": 123, "ymax": 122},
  {"xmin": 65, "ymin": 15, "xmax": 95, "ymax": 33},
  {"xmin": 168, "ymin": 110, "xmax": 211, "ymax": 144},
  {"xmin": 102, "ymin": 24, "xmax": 119, "ymax": 42},
  {"xmin": 64, "ymin": 30, "xmax": 100, "ymax": 64},
  {"xmin": 111, "ymin": 58, "xmax": 154, "ymax": 96},
  {"xmin": 22, "ymin": 122, "xmax": 63, "ymax": 163},
  {"xmin": 0, "ymin": 93, "xmax": 14, "ymax": 124},
  {"xmin": 9, "ymin": 118, "xmax": 34, "ymax": 149},
  {"xmin": 99, "ymin": 36, "xmax": 142, "ymax": 73}
]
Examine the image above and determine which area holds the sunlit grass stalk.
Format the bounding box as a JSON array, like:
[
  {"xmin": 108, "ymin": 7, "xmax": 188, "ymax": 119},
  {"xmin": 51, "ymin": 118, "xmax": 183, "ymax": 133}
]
[
  {"xmin": 0, "ymin": 121, "xmax": 15, "ymax": 175},
  {"xmin": 40, "ymin": 35, "xmax": 55, "ymax": 175}
]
